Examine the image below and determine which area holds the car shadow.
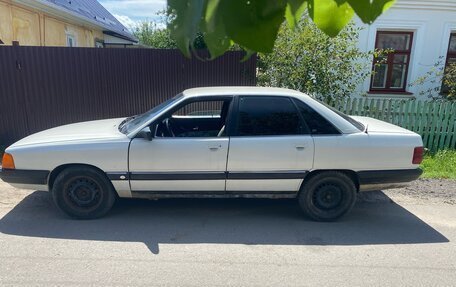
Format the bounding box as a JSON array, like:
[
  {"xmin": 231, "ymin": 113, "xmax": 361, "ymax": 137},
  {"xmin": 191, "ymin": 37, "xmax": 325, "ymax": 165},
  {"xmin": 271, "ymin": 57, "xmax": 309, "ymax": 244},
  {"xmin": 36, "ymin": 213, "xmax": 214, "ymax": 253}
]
[{"xmin": 0, "ymin": 191, "xmax": 449, "ymax": 254}]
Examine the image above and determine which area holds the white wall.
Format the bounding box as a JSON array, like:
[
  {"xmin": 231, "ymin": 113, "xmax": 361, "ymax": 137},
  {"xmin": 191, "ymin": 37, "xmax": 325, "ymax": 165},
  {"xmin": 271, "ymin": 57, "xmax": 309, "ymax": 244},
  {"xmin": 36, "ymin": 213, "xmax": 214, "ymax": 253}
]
[{"xmin": 355, "ymin": 0, "xmax": 456, "ymax": 100}]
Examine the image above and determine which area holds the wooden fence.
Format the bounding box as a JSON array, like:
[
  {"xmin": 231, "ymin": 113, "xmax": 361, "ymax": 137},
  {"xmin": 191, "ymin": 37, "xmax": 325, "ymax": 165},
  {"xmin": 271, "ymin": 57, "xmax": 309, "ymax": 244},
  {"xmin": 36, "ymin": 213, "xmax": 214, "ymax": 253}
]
[{"xmin": 329, "ymin": 98, "xmax": 456, "ymax": 151}]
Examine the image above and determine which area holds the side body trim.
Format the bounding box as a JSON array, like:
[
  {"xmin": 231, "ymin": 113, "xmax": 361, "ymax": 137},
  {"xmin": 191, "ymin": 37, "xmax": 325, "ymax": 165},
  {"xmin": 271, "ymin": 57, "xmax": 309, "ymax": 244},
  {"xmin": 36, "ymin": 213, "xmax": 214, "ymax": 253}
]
[
  {"xmin": 131, "ymin": 190, "xmax": 297, "ymax": 199},
  {"xmin": 227, "ymin": 171, "xmax": 308, "ymax": 179},
  {"xmin": 107, "ymin": 171, "xmax": 309, "ymax": 181},
  {"xmin": 130, "ymin": 172, "xmax": 226, "ymax": 181}
]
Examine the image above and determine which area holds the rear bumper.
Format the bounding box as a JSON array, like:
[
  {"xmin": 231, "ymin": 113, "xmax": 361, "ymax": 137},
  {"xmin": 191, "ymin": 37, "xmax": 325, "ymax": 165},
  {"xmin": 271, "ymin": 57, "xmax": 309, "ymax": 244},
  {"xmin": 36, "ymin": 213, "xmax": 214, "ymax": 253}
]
[
  {"xmin": 358, "ymin": 168, "xmax": 422, "ymax": 192},
  {"xmin": 0, "ymin": 168, "xmax": 50, "ymax": 185}
]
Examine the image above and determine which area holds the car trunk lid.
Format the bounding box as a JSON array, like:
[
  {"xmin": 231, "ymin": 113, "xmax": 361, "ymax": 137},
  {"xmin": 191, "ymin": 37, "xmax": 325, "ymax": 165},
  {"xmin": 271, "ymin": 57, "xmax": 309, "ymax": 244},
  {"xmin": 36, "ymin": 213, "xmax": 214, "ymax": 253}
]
[{"xmin": 350, "ymin": 116, "xmax": 415, "ymax": 134}]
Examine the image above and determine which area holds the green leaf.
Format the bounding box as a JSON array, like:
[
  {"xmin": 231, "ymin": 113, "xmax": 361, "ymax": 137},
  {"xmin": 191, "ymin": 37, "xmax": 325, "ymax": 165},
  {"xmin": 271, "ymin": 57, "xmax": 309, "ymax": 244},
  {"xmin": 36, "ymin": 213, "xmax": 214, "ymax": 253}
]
[
  {"xmin": 201, "ymin": 0, "xmax": 233, "ymax": 59},
  {"xmin": 308, "ymin": 0, "xmax": 354, "ymax": 37},
  {"xmin": 285, "ymin": 0, "xmax": 307, "ymax": 29},
  {"xmin": 221, "ymin": 0, "xmax": 287, "ymax": 53},
  {"xmin": 346, "ymin": 0, "xmax": 395, "ymax": 24},
  {"xmin": 168, "ymin": 0, "xmax": 392, "ymax": 58},
  {"xmin": 168, "ymin": 0, "xmax": 205, "ymax": 57}
]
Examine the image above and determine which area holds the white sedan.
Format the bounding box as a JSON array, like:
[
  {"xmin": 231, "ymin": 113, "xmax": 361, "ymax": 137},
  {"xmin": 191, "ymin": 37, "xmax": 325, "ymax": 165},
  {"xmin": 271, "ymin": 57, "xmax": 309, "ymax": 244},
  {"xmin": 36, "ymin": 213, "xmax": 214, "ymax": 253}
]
[{"xmin": 0, "ymin": 87, "xmax": 423, "ymax": 221}]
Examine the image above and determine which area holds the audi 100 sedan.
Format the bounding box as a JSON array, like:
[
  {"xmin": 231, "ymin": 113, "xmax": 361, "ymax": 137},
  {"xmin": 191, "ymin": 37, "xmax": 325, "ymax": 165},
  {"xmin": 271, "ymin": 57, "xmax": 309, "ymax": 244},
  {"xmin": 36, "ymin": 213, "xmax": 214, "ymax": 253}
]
[{"xmin": 0, "ymin": 87, "xmax": 424, "ymax": 221}]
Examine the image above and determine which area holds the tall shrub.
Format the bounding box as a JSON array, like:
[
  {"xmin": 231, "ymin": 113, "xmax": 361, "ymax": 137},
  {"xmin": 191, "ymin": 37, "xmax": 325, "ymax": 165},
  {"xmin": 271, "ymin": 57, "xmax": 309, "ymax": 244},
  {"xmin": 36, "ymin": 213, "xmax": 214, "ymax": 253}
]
[{"xmin": 257, "ymin": 17, "xmax": 377, "ymax": 102}]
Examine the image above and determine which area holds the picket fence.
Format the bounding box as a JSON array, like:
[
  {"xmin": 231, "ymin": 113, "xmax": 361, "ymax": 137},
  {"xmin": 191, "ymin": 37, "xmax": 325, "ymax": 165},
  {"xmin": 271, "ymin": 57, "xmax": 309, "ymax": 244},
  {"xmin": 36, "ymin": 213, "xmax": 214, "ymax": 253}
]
[{"xmin": 329, "ymin": 98, "xmax": 456, "ymax": 151}]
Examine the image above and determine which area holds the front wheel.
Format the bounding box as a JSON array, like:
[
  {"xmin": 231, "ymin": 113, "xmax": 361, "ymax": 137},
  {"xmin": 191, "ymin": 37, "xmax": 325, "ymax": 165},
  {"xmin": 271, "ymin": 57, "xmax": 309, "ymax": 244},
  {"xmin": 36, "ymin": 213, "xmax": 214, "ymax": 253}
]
[
  {"xmin": 298, "ymin": 171, "xmax": 357, "ymax": 221},
  {"xmin": 52, "ymin": 166, "xmax": 116, "ymax": 219}
]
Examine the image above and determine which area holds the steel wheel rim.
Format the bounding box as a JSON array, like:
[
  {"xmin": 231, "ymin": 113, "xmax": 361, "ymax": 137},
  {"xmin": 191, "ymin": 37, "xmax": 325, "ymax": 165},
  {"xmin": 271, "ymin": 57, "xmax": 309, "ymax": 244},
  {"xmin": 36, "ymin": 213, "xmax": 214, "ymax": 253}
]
[
  {"xmin": 64, "ymin": 177, "xmax": 103, "ymax": 210},
  {"xmin": 312, "ymin": 183, "xmax": 343, "ymax": 210}
]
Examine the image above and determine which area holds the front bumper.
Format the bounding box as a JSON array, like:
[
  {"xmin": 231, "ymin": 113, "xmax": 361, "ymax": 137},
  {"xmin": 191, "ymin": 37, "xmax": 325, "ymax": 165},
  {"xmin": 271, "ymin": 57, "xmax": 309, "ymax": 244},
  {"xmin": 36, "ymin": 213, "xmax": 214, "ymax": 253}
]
[{"xmin": 0, "ymin": 168, "xmax": 50, "ymax": 185}]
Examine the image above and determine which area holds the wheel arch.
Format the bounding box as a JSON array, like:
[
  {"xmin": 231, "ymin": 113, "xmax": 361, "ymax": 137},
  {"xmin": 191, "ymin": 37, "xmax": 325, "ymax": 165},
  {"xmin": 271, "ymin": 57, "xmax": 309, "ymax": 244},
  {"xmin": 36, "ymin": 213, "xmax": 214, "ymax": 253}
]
[
  {"xmin": 302, "ymin": 170, "xmax": 360, "ymax": 192},
  {"xmin": 48, "ymin": 163, "xmax": 110, "ymax": 191}
]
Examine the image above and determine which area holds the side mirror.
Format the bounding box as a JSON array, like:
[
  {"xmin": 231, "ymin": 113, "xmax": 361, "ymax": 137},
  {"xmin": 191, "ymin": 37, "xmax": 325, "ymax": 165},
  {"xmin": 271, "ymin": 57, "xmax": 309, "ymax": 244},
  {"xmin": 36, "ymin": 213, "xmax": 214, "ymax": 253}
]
[{"xmin": 137, "ymin": 127, "xmax": 153, "ymax": 141}]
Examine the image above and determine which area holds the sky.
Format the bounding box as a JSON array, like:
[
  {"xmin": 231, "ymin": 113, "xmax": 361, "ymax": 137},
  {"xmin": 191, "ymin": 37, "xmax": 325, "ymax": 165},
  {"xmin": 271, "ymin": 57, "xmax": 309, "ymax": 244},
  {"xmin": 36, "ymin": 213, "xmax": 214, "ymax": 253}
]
[{"xmin": 99, "ymin": 0, "xmax": 166, "ymax": 30}]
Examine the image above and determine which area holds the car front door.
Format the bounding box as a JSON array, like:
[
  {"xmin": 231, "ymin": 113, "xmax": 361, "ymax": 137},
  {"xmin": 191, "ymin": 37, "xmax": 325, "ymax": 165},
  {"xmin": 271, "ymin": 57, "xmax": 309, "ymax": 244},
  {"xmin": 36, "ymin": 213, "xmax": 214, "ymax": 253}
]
[
  {"xmin": 225, "ymin": 96, "xmax": 314, "ymax": 195},
  {"xmin": 128, "ymin": 97, "xmax": 232, "ymax": 195}
]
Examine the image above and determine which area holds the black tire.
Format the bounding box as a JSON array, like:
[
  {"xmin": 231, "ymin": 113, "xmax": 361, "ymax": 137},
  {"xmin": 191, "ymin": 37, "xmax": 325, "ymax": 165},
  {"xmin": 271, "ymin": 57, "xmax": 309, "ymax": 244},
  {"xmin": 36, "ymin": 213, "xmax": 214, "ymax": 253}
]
[
  {"xmin": 298, "ymin": 171, "xmax": 356, "ymax": 222},
  {"xmin": 52, "ymin": 166, "xmax": 116, "ymax": 219}
]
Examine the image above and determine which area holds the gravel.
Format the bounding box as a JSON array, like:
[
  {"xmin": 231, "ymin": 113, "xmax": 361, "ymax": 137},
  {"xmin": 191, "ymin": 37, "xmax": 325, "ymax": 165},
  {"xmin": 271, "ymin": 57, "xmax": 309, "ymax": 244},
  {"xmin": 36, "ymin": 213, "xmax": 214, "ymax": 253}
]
[{"xmin": 359, "ymin": 178, "xmax": 456, "ymax": 205}]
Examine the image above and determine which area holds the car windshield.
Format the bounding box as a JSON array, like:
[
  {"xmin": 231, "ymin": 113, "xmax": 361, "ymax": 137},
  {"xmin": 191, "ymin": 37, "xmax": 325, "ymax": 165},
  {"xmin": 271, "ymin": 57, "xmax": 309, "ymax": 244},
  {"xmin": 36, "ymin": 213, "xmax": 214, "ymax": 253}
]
[
  {"xmin": 119, "ymin": 94, "xmax": 183, "ymax": 134},
  {"xmin": 319, "ymin": 100, "xmax": 365, "ymax": 132}
]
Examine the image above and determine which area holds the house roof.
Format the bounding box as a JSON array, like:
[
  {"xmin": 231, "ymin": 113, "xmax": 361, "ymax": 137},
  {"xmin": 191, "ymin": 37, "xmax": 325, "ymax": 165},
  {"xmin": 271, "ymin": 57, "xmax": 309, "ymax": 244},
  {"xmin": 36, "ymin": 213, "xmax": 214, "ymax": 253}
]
[{"xmin": 40, "ymin": 0, "xmax": 137, "ymax": 42}]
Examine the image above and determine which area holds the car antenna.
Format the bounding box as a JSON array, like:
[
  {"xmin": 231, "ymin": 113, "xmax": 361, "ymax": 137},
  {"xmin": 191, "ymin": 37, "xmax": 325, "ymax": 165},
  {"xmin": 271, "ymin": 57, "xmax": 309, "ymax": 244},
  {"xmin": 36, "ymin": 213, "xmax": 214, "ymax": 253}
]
[{"xmin": 364, "ymin": 124, "xmax": 369, "ymax": 134}]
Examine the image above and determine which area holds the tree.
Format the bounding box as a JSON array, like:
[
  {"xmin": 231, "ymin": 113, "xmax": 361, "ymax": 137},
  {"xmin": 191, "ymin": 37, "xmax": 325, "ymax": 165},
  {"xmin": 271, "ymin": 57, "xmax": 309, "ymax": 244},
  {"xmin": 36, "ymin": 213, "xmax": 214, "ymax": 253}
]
[
  {"xmin": 409, "ymin": 60, "xmax": 456, "ymax": 100},
  {"xmin": 167, "ymin": 0, "xmax": 395, "ymax": 59},
  {"xmin": 133, "ymin": 17, "xmax": 206, "ymax": 49},
  {"xmin": 258, "ymin": 17, "xmax": 377, "ymax": 102},
  {"xmin": 134, "ymin": 21, "xmax": 177, "ymax": 49},
  {"xmin": 443, "ymin": 63, "xmax": 456, "ymax": 100}
]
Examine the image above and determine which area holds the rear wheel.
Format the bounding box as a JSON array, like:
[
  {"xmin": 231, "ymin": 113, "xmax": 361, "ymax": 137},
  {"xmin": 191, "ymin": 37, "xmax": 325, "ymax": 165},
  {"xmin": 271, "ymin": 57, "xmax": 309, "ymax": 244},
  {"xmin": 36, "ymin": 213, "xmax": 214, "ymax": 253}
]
[
  {"xmin": 298, "ymin": 171, "xmax": 356, "ymax": 221},
  {"xmin": 52, "ymin": 166, "xmax": 116, "ymax": 219}
]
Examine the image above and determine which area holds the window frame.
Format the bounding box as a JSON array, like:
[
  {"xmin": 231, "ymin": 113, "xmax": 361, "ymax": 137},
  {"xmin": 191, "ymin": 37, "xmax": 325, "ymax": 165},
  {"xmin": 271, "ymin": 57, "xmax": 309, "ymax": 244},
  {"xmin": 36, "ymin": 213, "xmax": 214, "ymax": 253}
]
[
  {"xmin": 441, "ymin": 33, "xmax": 456, "ymax": 94},
  {"xmin": 66, "ymin": 34, "xmax": 76, "ymax": 47},
  {"xmin": 150, "ymin": 96, "xmax": 234, "ymax": 138},
  {"xmin": 370, "ymin": 31, "xmax": 414, "ymax": 93},
  {"xmin": 230, "ymin": 95, "xmax": 311, "ymax": 137}
]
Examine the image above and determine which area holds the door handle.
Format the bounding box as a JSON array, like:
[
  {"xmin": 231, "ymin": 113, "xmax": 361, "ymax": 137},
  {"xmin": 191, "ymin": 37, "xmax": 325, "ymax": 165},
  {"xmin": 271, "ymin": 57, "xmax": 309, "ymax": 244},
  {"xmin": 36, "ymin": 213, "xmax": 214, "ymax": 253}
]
[
  {"xmin": 209, "ymin": 144, "xmax": 222, "ymax": 151},
  {"xmin": 295, "ymin": 145, "xmax": 306, "ymax": 150}
]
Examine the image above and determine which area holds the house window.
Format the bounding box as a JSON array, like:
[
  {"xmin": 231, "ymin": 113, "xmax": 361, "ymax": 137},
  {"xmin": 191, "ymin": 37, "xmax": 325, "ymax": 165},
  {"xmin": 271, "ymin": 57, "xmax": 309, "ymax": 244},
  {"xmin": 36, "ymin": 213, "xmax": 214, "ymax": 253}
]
[
  {"xmin": 442, "ymin": 33, "xmax": 456, "ymax": 93},
  {"xmin": 371, "ymin": 31, "xmax": 413, "ymax": 92},
  {"xmin": 95, "ymin": 40, "xmax": 104, "ymax": 48},
  {"xmin": 66, "ymin": 35, "xmax": 76, "ymax": 47}
]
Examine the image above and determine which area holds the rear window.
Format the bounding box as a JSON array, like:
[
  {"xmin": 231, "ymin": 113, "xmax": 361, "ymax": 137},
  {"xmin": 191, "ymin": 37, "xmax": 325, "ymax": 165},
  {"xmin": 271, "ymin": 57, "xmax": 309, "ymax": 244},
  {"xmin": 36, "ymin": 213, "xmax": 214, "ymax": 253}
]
[
  {"xmin": 292, "ymin": 99, "xmax": 340, "ymax": 135},
  {"xmin": 319, "ymin": 101, "xmax": 365, "ymax": 132}
]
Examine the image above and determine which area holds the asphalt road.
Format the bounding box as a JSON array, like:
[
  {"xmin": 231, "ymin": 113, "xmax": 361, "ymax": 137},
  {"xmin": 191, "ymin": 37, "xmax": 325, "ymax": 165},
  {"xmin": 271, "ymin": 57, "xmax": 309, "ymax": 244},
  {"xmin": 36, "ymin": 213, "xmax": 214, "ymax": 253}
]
[{"xmin": 0, "ymin": 180, "xmax": 455, "ymax": 286}]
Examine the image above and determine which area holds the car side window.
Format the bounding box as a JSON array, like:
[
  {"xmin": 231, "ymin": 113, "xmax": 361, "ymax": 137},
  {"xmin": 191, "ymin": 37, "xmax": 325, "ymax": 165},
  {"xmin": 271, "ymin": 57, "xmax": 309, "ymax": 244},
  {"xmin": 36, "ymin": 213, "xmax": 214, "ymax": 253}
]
[
  {"xmin": 173, "ymin": 101, "xmax": 224, "ymax": 117},
  {"xmin": 236, "ymin": 96, "xmax": 309, "ymax": 136},
  {"xmin": 154, "ymin": 99, "xmax": 230, "ymax": 138},
  {"xmin": 292, "ymin": 99, "xmax": 340, "ymax": 135}
]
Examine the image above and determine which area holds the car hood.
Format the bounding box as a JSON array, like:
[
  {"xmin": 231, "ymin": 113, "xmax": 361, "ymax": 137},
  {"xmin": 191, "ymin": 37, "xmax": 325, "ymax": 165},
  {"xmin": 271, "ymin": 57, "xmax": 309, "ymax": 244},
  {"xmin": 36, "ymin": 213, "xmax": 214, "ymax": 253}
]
[
  {"xmin": 10, "ymin": 118, "xmax": 127, "ymax": 148},
  {"xmin": 350, "ymin": 116, "xmax": 416, "ymax": 134}
]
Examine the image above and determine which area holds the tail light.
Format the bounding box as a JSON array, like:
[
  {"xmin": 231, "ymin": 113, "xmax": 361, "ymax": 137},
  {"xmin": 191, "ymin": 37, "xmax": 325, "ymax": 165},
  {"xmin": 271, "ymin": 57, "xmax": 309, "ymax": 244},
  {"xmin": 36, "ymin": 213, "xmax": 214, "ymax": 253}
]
[
  {"xmin": 1, "ymin": 153, "xmax": 15, "ymax": 169},
  {"xmin": 412, "ymin": 147, "xmax": 424, "ymax": 164}
]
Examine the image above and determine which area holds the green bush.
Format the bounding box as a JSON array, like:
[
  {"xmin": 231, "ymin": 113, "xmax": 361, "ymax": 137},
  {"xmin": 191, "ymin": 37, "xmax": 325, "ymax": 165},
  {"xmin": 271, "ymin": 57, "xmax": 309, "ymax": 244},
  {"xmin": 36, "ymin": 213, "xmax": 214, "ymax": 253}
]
[
  {"xmin": 421, "ymin": 150, "xmax": 456, "ymax": 179},
  {"xmin": 257, "ymin": 16, "xmax": 382, "ymax": 102},
  {"xmin": 443, "ymin": 63, "xmax": 456, "ymax": 100},
  {"xmin": 409, "ymin": 60, "xmax": 456, "ymax": 100}
]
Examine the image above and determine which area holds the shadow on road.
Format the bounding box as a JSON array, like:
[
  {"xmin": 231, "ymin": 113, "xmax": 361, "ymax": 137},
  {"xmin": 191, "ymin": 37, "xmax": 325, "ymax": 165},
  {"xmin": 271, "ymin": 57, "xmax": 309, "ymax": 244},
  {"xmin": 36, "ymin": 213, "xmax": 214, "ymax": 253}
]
[{"xmin": 0, "ymin": 191, "xmax": 449, "ymax": 254}]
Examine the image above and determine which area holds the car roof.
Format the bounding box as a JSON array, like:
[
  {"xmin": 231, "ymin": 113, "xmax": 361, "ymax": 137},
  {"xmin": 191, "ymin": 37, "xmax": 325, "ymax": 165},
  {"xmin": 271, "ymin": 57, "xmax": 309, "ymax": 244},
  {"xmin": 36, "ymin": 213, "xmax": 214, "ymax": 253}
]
[{"xmin": 182, "ymin": 86, "xmax": 309, "ymax": 98}]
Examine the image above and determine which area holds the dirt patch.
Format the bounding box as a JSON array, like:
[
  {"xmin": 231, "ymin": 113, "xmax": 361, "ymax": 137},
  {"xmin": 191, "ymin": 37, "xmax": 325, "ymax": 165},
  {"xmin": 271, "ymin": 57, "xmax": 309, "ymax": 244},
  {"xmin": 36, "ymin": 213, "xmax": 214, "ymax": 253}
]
[{"xmin": 359, "ymin": 179, "xmax": 456, "ymax": 205}]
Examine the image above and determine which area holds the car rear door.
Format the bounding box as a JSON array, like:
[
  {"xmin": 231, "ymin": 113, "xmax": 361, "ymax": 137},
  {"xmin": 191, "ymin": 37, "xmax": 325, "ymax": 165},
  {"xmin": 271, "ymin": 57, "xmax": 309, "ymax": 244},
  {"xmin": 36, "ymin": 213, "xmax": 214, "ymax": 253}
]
[{"xmin": 225, "ymin": 96, "xmax": 314, "ymax": 195}]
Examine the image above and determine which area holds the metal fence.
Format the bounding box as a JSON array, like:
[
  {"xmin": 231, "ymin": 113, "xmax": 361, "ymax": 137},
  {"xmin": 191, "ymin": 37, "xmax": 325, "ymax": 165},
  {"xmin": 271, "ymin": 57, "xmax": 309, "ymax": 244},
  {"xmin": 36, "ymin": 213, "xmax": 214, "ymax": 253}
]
[
  {"xmin": 0, "ymin": 46, "xmax": 256, "ymax": 145},
  {"xmin": 329, "ymin": 98, "xmax": 456, "ymax": 151}
]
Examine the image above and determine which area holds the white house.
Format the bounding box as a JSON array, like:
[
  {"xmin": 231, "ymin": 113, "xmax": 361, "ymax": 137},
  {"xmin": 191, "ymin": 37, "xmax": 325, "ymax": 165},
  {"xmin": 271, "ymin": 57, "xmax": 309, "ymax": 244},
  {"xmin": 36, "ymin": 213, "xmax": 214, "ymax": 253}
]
[{"xmin": 355, "ymin": 0, "xmax": 456, "ymax": 100}]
